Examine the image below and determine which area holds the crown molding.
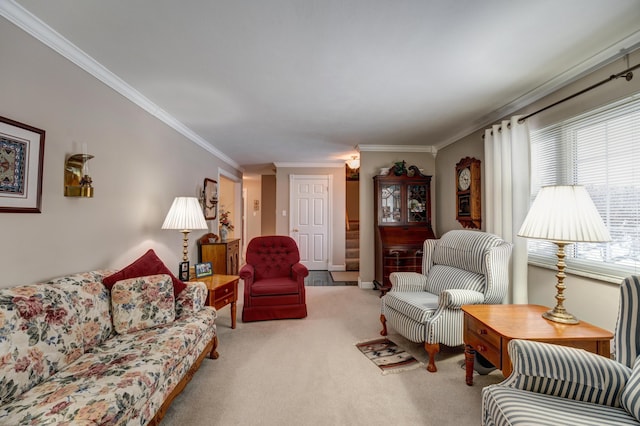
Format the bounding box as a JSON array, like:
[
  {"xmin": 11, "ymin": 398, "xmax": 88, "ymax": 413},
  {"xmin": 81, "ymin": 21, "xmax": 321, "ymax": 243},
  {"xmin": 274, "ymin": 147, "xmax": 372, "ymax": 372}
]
[
  {"xmin": 0, "ymin": 0, "xmax": 241, "ymax": 171},
  {"xmin": 433, "ymin": 30, "xmax": 640, "ymax": 151},
  {"xmin": 357, "ymin": 144, "xmax": 436, "ymax": 153},
  {"xmin": 357, "ymin": 144, "xmax": 437, "ymax": 157},
  {"xmin": 273, "ymin": 162, "xmax": 345, "ymax": 169}
]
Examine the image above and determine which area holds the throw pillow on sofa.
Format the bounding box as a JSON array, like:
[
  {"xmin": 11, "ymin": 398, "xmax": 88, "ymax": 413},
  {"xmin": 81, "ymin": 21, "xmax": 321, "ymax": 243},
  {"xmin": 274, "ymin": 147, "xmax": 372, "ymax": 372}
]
[
  {"xmin": 111, "ymin": 274, "xmax": 176, "ymax": 334},
  {"xmin": 103, "ymin": 249, "xmax": 187, "ymax": 296}
]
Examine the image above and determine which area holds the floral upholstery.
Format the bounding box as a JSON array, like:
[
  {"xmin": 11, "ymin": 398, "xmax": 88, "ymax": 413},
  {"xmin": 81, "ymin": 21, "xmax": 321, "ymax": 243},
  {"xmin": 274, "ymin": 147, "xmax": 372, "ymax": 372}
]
[
  {"xmin": 0, "ymin": 270, "xmax": 217, "ymax": 425},
  {"xmin": 111, "ymin": 274, "xmax": 175, "ymax": 334}
]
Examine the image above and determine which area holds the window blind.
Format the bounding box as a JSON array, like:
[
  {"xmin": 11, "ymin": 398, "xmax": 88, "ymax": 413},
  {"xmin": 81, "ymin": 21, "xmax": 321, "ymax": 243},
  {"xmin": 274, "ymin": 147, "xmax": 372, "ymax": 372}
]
[{"xmin": 529, "ymin": 94, "xmax": 640, "ymax": 282}]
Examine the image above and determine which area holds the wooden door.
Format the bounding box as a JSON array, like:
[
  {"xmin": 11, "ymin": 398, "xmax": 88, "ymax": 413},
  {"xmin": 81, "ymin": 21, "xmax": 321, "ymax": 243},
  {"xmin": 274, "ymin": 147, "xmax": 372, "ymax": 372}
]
[{"xmin": 290, "ymin": 175, "xmax": 329, "ymax": 270}]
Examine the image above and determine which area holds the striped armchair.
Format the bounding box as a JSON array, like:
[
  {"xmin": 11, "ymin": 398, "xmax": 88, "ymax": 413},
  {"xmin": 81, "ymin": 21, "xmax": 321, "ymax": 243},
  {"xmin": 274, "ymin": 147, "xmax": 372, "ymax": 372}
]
[
  {"xmin": 482, "ymin": 275, "xmax": 640, "ymax": 425},
  {"xmin": 379, "ymin": 230, "xmax": 512, "ymax": 373}
]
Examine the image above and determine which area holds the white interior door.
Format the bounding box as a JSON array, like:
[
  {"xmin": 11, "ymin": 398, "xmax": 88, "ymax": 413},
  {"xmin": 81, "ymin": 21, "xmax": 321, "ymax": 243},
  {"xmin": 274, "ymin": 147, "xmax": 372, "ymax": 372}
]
[{"xmin": 290, "ymin": 175, "xmax": 330, "ymax": 270}]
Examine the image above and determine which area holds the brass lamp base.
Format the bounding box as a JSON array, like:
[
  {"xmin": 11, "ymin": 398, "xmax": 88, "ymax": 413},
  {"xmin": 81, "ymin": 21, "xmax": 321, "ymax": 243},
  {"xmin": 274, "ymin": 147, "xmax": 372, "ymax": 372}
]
[
  {"xmin": 542, "ymin": 308, "xmax": 579, "ymax": 324},
  {"xmin": 544, "ymin": 241, "xmax": 580, "ymax": 325}
]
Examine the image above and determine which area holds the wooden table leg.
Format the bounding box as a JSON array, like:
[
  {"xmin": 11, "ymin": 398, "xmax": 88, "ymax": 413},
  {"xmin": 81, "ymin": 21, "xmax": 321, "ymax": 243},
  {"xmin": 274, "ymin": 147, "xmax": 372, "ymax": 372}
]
[
  {"xmin": 231, "ymin": 300, "xmax": 237, "ymax": 329},
  {"xmin": 465, "ymin": 344, "xmax": 475, "ymax": 386}
]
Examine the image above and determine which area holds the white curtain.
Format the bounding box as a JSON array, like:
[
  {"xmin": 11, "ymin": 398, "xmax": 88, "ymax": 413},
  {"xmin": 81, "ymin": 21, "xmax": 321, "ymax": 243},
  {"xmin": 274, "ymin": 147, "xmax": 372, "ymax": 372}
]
[{"xmin": 484, "ymin": 116, "xmax": 530, "ymax": 303}]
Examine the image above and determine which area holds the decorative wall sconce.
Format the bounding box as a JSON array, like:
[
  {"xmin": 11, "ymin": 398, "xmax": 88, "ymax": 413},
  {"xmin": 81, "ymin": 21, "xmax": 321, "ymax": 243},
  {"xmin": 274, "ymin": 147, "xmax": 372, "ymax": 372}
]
[{"xmin": 64, "ymin": 153, "xmax": 94, "ymax": 197}]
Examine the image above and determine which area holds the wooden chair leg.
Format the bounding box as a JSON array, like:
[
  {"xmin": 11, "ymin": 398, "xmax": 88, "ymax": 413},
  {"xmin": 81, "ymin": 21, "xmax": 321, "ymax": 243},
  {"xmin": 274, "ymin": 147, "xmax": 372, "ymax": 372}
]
[
  {"xmin": 379, "ymin": 314, "xmax": 388, "ymax": 336},
  {"xmin": 425, "ymin": 342, "xmax": 439, "ymax": 372},
  {"xmin": 209, "ymin": 335, "xmax": 219, "ymax": 359}
]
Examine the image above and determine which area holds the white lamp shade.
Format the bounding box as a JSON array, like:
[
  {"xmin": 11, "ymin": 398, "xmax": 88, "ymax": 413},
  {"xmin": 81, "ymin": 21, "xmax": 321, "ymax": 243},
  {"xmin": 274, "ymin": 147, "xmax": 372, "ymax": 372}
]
[
  {"xmin": 161, "ymin": 197, "xmax": 208, "ymax": 231},
  {"xmin": 518, "ymin": 185, "xmax": 611, "ymax": 243}
]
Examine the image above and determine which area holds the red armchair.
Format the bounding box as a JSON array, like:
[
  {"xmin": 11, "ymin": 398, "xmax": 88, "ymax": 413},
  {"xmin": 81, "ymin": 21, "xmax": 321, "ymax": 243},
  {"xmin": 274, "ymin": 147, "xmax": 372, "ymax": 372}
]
[{"xmin": 240, "ymin": 235, "xmax": 309, "ymax": 322}]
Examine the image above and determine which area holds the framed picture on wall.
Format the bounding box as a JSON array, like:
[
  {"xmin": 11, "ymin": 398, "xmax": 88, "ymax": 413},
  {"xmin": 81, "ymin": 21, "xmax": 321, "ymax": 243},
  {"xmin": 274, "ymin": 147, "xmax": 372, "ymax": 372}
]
[
  {"xmin": 203, "ymin": 178, "xmax": 218, "ymax": 220},
  {"xmin": 0, "ymin": 116, "xmax": 46, "ymax": 213}
]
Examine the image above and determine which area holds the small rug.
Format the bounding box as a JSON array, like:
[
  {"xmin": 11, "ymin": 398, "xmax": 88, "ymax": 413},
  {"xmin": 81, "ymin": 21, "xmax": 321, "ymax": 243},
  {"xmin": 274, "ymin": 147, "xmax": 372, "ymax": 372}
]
[{"xmin": 355, "ymin": 338, "xmax": 423, "ymax": 375}]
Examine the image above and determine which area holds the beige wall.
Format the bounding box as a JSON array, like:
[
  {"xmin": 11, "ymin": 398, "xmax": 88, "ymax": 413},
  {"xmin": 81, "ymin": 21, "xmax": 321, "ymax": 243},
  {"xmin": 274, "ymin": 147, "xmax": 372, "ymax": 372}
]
[
  {"xmin": 0, "ymin": 18, "xmax": 242, "ymax": 287},
  {"xmin": 438, "ymin": 49, "xmax": 640, "ymax": 330},
  {"xmin": 261, "ymin": 175, "xmax": 276, "ymax": 235},
  {"xmin": 359, "ymin": 151, "xmax": 436, "ymax": 287},
  {"xmin": 275, "ymin": 165, "xmax": 346, "ymax": 270}
]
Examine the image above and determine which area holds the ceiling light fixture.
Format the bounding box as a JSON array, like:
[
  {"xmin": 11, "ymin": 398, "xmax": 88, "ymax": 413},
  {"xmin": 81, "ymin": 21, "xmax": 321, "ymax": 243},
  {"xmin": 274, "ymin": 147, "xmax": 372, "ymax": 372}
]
[{"xmin": 346, "ymin": 156, "xmax": 360, "ymax": 170}]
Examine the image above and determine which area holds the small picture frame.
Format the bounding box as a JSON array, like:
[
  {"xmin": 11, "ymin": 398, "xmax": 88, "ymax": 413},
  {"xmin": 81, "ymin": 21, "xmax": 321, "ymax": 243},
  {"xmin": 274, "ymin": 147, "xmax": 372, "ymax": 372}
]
[
  {"xmin": 195, "ymin": 262, "xmax": 213, "ymax": 278},
  {"xmin": 178, "ymin": 261, "xmax": 190, "ymax": 281}
]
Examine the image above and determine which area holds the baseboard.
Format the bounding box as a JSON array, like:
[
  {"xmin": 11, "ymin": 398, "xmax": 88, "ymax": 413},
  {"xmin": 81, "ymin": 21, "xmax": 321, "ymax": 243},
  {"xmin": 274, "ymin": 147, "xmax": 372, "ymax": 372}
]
[
  {"xmin": 328, "ymin": 264, "xmax": 345, "ymax": 272},
  {"xmin": 358, "ymin": 280, "xmax": 374, "ymax": 289}
]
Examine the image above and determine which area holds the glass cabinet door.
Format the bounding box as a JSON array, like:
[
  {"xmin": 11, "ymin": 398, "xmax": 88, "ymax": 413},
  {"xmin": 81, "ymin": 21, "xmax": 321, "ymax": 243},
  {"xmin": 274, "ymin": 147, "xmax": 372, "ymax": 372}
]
[
  {"xmin": 380, "ymin": 183, "xmax": 401, "ymax": 223},
  {"xmin": 407, "ymin": 184, "xmax": 427, "ymax": 223}
]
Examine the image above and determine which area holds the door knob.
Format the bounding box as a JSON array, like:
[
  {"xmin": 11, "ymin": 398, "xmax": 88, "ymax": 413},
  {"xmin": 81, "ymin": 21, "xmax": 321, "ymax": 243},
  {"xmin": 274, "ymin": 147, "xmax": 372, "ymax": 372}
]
[{"xmin": 292, "ymin": 228, "xmax": 299, "ymax": 232}]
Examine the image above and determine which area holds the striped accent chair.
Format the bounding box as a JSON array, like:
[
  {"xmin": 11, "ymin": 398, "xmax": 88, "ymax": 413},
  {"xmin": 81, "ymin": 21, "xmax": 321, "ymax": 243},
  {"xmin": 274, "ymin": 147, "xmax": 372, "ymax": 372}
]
[
  {"xmin": 482, "ymin": 275, "xmax": 640, "ymax": 426},
  {"xmin": 379, "ymin": 230, "xmax": 512, "ymax": 373}
]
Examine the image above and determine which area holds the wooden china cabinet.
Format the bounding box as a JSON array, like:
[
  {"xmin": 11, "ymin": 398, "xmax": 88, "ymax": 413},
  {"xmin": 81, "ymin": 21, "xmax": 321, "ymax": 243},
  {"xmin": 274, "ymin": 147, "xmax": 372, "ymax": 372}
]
[{"xmin": 373, "ymin": 163, "xmax": 436, "ymax": 292}]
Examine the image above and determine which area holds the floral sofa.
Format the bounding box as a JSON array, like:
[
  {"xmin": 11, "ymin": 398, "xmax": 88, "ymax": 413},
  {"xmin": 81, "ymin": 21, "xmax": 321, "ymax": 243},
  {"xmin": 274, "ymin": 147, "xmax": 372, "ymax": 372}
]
[{"xmin": 0, "ymin": 266, "xmax": 218, "ymax": 425}]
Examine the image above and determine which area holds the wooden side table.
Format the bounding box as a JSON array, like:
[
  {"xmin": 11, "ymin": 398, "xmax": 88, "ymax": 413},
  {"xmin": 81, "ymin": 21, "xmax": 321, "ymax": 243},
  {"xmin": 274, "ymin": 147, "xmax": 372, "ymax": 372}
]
[
  {"xmin": 191, "ymin": 274, "xmax": 239, "ymax": 329},
  {"xmin": 462, "ymin": 304, "xmax": 613, "ymax": 386}
]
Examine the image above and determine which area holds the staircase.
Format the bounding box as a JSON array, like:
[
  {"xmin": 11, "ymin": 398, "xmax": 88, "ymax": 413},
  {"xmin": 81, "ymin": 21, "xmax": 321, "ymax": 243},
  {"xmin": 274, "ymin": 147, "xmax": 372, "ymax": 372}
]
[{"xmin": 346, "ymin": 220, "xmax": 359, "ymax": 271}]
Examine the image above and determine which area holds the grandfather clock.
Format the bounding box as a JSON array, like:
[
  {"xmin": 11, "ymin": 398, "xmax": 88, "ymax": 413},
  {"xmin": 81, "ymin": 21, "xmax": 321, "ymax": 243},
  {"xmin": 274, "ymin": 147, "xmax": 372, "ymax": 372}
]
[{"xmin": 455, "ymin": 157, "xmax": 481, "ymax": 229}]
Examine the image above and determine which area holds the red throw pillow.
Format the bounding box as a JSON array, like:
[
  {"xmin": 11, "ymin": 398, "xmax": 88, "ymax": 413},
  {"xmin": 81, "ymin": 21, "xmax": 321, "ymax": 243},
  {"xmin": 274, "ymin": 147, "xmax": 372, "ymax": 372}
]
[{"xmin": 103, "ymin": 249, "xmax": 187, "ymax": 297}]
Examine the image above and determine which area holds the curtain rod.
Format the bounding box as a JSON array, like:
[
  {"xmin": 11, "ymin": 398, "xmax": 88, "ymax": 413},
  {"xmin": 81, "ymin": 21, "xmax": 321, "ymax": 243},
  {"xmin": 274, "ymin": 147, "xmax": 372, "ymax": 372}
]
[{"xmin": 517, "ymin": 62, "xmax": 640, "ymax": 123}]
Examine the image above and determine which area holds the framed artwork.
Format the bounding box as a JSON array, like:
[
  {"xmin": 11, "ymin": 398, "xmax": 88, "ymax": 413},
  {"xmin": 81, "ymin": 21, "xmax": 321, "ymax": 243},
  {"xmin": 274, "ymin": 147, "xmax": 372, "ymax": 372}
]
[
  {"xmin": 203, "ymin": 178, "xmax": 218, "ymax": 220},
  {"xmin": 178, "ymin": 261, "xmax": 190, "ymax": 281},
  {"xmin": 195, "ymin": 261, "xmax": 213, "ymax": 278},
  {"xmin": 0, "ymin": 116, "xmax": 46, "ymax": 213}
]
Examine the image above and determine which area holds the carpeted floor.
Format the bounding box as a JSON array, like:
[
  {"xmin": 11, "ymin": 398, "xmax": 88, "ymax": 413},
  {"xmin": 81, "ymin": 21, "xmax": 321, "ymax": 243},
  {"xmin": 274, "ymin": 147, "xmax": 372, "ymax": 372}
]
[{"xmin": 162, "ymin": 281, "xmax": 503, "ymax": 425}]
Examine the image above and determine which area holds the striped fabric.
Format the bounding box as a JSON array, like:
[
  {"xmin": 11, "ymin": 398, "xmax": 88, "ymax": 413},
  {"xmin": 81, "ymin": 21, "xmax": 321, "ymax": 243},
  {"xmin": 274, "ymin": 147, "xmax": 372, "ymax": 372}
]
[
  {"xmin": 483, "ymin": 277, "xmax": 640, "ymax": 426},
  {"xmin": 381, "ymin": 230, "xmax": 512, "ymax": 362},
  {"xmin": 426, "ymin": 265, "xmax": 485, "ymax": 294},
  {"xmin": 621, "ymin": 359, "xmax": 640, "ymax": 422},
  {"xmin": 482, "ymin": 386, "xmax": 639, "ymax": 426},
  {"xmin": 615, "ymin": 276, "xmax": 640, "ymax": 369},
  {"xmin": 383, "ymin": 292, "xmax": 439, "ymax": 324},
  {"xmin": 502, "ymin": 339, "xmax": 631, "ymax": 406},
  {"xmin": 431, "ymin": 230, "xmax": 504, "ymax": 275},
  {"xmin": 389, "ymin": 272, "xmax": 427, "ymax": 292}
]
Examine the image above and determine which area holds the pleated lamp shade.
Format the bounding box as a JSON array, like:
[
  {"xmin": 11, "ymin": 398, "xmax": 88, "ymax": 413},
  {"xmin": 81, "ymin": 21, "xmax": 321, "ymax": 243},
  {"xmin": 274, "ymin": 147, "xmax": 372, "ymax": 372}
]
[
  {"xmin": 161, "ymin": 197, "xmax": 208, "ymax": 231},
  {"xmin": 518, "ymin": 185, "xmax": 611, "ymax": 243}
]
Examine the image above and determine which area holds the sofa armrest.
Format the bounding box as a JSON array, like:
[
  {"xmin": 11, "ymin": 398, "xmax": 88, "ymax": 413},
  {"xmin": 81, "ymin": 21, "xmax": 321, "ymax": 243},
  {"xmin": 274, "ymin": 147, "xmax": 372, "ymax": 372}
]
[
  {"xmin": 176, "ymin": 281, "xmax": 211, "ymax": 318},
  {"xmin": 439, "ymin": 289, "xmax": 485, "ymax": 309},
  {"xmin": 292, "ymin": 263, "xmax": 309, "ymax": 282},
  {"xmin": 239, "ymin": 264, "xmax": 255, "ymax": 284},
  {"xmin": 389, "ymin": 272, "xmax": 427, "ymax": 292},
  {"xmin": 501, "ymin": 339, "xmax": 630, "ymax": 407}
]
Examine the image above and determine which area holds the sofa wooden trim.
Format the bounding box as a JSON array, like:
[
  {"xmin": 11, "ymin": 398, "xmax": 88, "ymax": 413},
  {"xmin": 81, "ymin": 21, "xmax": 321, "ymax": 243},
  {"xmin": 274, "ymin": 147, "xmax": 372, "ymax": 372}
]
[{"xmin": 147, "ymin": 334, "xmax": 219, "ymax": 426}]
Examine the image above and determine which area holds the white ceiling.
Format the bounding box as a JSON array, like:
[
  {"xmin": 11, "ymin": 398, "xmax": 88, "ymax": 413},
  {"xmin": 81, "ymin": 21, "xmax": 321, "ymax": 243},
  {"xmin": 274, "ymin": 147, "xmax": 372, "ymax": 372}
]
[{"xmin": 5, "ymin": 0, "xmax": 640, "ymax": 170}]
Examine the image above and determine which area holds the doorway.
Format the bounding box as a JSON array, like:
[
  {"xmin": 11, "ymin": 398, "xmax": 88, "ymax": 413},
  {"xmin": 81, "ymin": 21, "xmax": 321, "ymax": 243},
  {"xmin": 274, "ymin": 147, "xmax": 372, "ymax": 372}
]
[{"xmin": 289, "ymin": 174, "xmax": 331, "ymax": 270}]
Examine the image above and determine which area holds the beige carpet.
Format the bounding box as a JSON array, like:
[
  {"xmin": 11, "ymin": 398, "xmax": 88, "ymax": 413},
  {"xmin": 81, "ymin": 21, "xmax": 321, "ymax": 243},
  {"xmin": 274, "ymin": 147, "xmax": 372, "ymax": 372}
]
[
  {"xmin": 330, "ymin": 271, "xmax": 359, "ymax": 282},
  {"xmin": 162, "ymin": 282, "xmax": 503, "ymax": 425}
]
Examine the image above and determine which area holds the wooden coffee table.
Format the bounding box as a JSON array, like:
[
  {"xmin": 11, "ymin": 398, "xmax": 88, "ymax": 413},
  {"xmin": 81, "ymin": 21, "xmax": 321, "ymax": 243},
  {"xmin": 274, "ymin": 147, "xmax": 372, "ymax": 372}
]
[
  {"xmin": 462, "ymin": 304, "xmax": 613, "ymax": 385},
  {"xmin": 191, "ymin": 274, "xmax": 239, "ymax": 329}
]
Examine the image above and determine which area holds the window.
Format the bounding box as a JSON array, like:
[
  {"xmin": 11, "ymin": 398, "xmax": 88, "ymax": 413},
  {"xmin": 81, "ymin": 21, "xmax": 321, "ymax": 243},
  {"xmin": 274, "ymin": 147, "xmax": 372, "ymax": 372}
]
[{"xmin": 529, "ymin": 94, "xmax": 640, "ymax": 282}]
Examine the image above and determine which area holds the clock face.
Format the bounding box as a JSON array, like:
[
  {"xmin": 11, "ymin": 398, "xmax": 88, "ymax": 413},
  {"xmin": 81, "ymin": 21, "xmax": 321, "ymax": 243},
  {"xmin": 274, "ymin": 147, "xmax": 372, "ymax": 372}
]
[{"xmin": 458, "ymin": 167, "xmax": 471, "ymax": 190}]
